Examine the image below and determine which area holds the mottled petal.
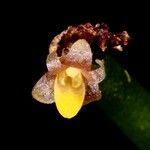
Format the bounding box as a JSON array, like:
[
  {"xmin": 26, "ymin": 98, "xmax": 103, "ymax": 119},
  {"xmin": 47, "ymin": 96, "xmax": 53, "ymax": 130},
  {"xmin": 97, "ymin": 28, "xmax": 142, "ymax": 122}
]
[
  {"xmin": 94, "ymin": 59, "xmax": 105, "ymax": 83},
  {"xmin": 46, "ymin": 52, "xmax": 62, "ymax": 75},
  {"xmin": 32, "ymin": 73, "xmax": 55, "ymax": 104},
  {"xmin": 82, "ymin": 59, "xmax": 105, "ymax": 84},
  {"xmin": 84, "ymin": 83, "xmax": 102, "ymax": 105},
  {"xmin": 61, "ymin": 39, "xmax": 92, "ymax": 70},
  {"xmin": 83, "ymin": 59, "xmax": 105, "ymax": 105}
]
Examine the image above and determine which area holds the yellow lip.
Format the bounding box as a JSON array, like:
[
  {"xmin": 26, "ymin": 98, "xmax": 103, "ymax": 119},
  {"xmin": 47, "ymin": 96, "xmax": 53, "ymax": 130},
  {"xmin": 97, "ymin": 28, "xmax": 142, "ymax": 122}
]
[{"xmin": 54, "ymin": 67, "xmax": 85, "ymax": 118}]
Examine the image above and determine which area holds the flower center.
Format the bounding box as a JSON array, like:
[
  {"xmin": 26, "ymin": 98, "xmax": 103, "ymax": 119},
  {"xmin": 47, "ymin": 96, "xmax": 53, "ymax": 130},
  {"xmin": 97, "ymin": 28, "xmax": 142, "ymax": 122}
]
[
  {"xmin": 58, "ymin": 67, "xmax": 82, "ymax": 88},
  {"xmin": 66, "ymin": 67, "xmax": 80, "ymax": 78}
]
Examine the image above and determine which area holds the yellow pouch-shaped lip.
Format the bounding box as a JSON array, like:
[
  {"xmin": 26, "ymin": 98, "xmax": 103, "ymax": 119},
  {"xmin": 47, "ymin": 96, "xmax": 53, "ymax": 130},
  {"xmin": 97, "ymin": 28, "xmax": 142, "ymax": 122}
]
[{"xmin": 54, "ymin": 67, "xmax": 85, "ymax": 118}]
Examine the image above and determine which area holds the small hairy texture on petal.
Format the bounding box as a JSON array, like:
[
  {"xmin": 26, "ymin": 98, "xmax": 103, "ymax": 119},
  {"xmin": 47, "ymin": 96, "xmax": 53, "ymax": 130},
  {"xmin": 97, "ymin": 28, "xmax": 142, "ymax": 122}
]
[
  {"xmin": 89, "ymin": 59, "xmax": 105, "ymax": 83},
  {"xmin": 32, "ymin": 73, "xmax": 55, "ymax": 104},
  {"xmin": 61, "ymin": 39, "xmax": 92, "ymax": 70},
  {"xmin": 95, "ymin": 59, "xmax": 105, "ymax": 82},
  {"xmin": 46, "ymin": 52, "xmax": 63, "ymax": 75},
  {"xmin": 84, "ymin": 83, "xmax": 102, "ymax": 105},
  {"xmin": 83, "ymin": 59, "xmax": 105, "ymax": 105},
  {"xmin": 81, "ymin": 59, "xmax": 105, "ymax": 84}
]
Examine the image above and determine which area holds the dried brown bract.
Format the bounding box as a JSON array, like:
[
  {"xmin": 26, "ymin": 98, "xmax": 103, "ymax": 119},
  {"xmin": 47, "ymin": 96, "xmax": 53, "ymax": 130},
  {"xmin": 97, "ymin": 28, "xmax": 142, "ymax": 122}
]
[{"xmin": 49, "ymin": 23, "xmax": 130, "ymax": 55}]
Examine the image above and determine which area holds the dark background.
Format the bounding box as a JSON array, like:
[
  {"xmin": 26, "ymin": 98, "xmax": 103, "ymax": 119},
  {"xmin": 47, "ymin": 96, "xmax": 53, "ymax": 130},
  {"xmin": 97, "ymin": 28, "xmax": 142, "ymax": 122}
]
[{"xmin": 10, "ymin": 2, "xmax": 149, "ymax": 149}]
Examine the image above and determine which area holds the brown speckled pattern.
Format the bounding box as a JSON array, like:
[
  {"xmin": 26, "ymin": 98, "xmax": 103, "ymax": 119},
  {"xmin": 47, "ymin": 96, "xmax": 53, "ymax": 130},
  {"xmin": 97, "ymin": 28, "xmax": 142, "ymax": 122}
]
[
  {"xmin": 61, "ymin": 39, "xmax": 92, "ymax": 71},
  {"xmin": 32, "ymin": 73, "xmax": 55, "ymax": 104}
]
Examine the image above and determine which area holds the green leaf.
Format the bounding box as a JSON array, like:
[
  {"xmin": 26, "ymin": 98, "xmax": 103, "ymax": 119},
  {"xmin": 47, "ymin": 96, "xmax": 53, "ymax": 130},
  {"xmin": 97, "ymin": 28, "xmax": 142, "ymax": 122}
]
[{"xmin": 99, "ymin": 56, "xmax": 150, "ymax": 150}]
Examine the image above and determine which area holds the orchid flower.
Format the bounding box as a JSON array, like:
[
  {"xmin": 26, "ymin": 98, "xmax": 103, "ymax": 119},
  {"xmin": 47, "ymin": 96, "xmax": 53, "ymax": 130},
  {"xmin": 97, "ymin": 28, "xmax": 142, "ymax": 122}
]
[
  {"xmin": 32, "ymin": 23, "xmax": 129, "ymax": 118},
  {"xmin": 32, "ymin": 39, "xmax": 105, "ymax": 119}
]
